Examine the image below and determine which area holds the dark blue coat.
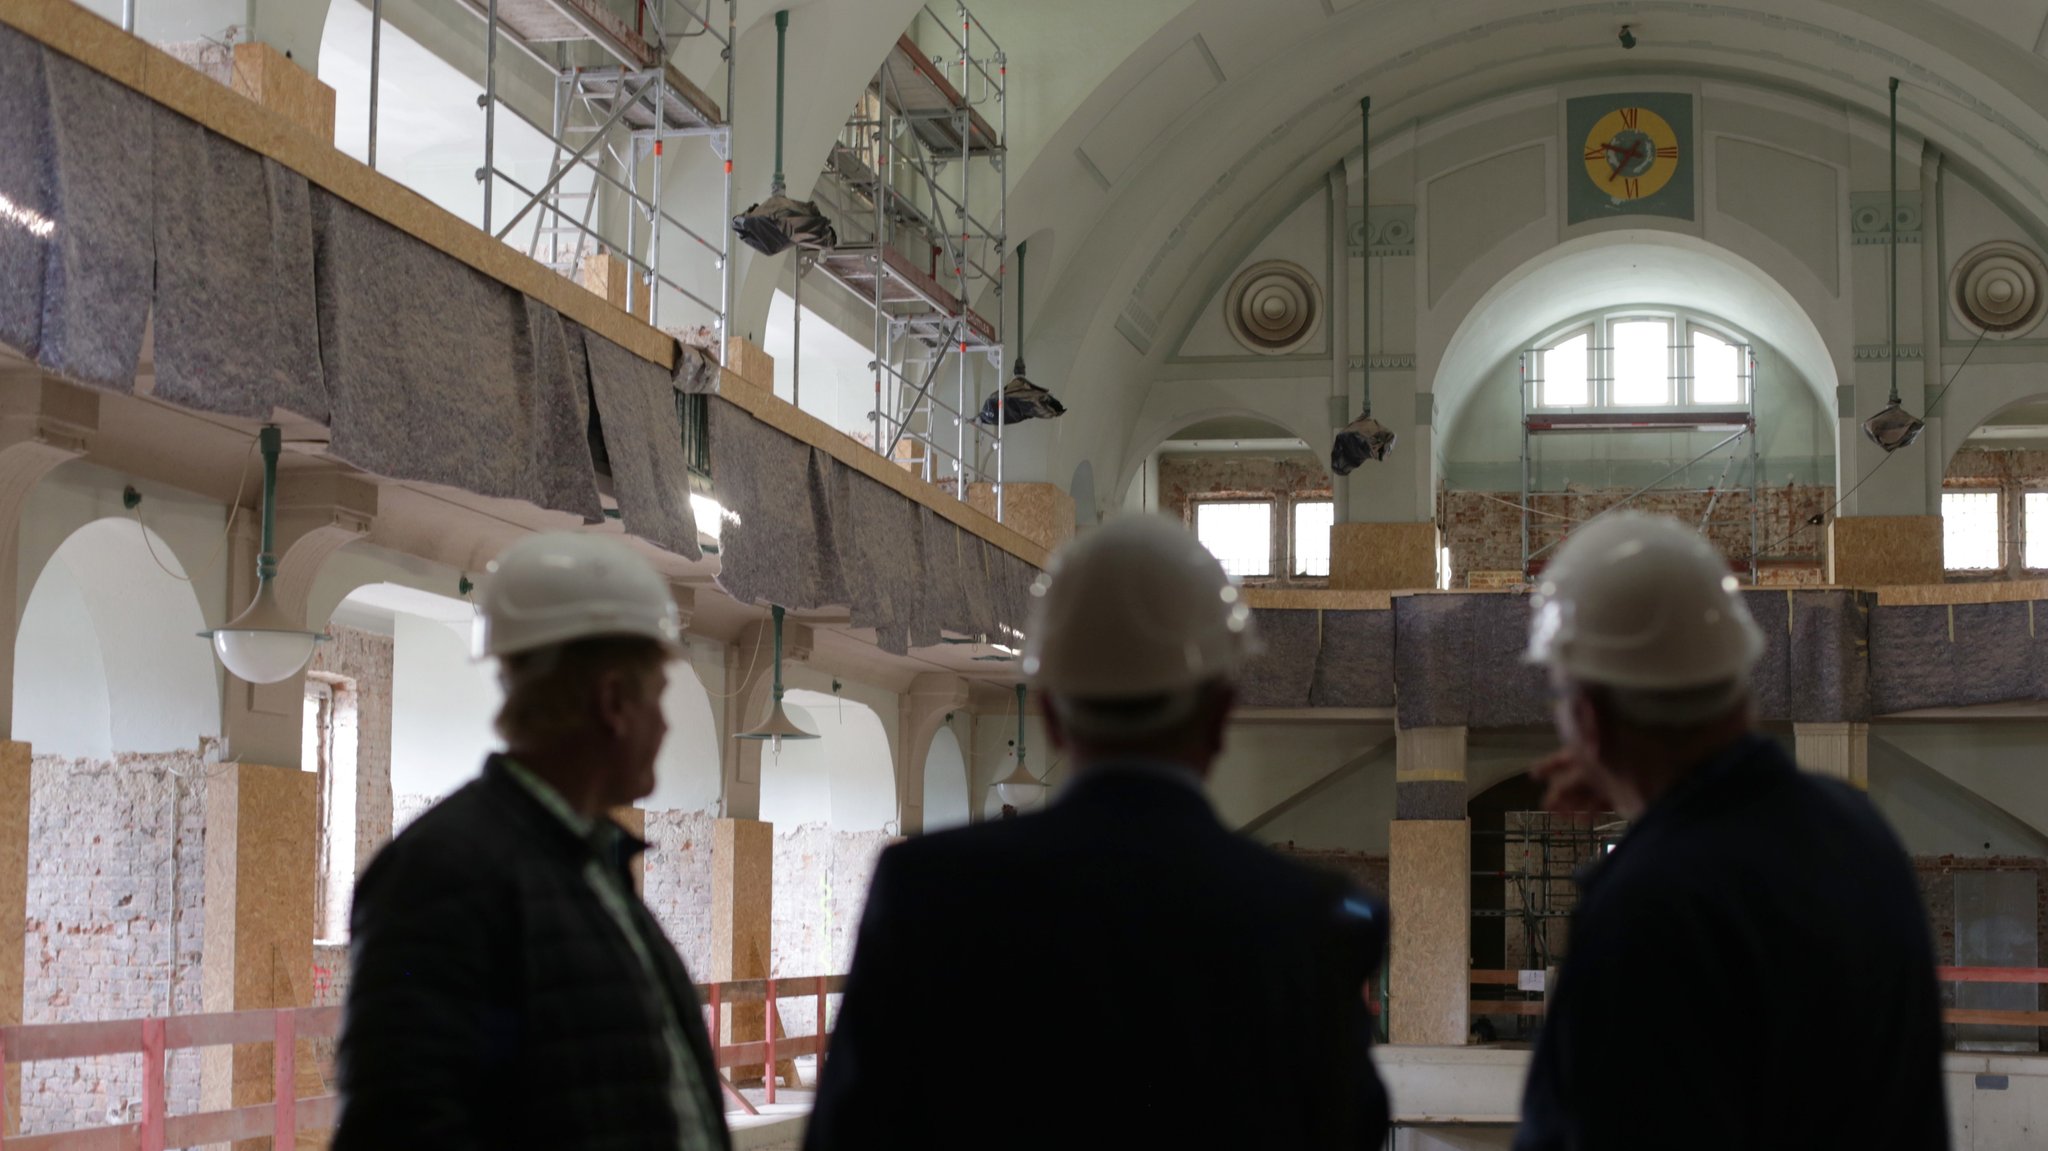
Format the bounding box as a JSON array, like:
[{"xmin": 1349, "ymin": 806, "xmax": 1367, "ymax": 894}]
[
  {"xmin": 806, "ymin": 765, "xmax": 1391, "ymax": 1151},
  {"xmin": 1517, "ymin": 735, "xmax": 1948, "ymax": 1149}
]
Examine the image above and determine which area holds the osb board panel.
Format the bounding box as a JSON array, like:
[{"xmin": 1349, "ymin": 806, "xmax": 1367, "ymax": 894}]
[
  {"xmin": 711, "ymin": 818, "xmax": 773, "ymax": 980},
  {"xmin": 967, "ymin": 481, "xmax": 1074, "ymax": 554},
  {"xmin": 1830, "ymin": 516, "xmax": 1943, "ymax": 586},
  {"xmin": 579, "ymin": 250, "xmax": 648, "ymax": 322},
  {"xmin": 1243, "ymin": 587, "xmax": 1395, "ymax": 611},
  {"xmin": 231, "ymin": 764, "xmax": 318, "ymax": 1009},
  {"xmin": 0, "ymin": 741, "xmax": 24, "ymax": 1023},
  {"xmin": 230, "ymin": 41, "xmax": 333, "ymax": 144},
  {"xmin": 1331, "ymin": 522, "xmax": 1437, "ymax": 591},
  {"xmin": 1875, "ymin": 579, "xmax": 2048, "ymax": 605},
  {"xmin": 1389, "ymin": 819, "xmax": 1470, "ymax": 1047},
  {"xmin": 723, "ymin": 337, "xmax": 775, "ymax": 390}
]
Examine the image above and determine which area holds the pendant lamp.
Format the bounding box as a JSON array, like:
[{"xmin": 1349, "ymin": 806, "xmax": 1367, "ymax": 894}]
[
  {"xmin": 200, "ymin": 426, "xmax": 325, "ymax": 684},
  {"xmin": 737, "ymin": 604, "xmax": 818, "ymax": 755},
  {"xmin": 1863, "ymin": 77, "xmax": 1926, "ymax": 453},
  {"xmin": 1332, "ymin": 96, "xmax": 1395, "ymax": 476},
  {"xmin": 993, "ymin": 683, "xmax": 1046, "ymax": 810},
  {"xmin": 732, "ymin": 11, "xmax": 836, "ymax": 256},
  {"xmin": 978, "ymin": 240, "xmax": 1065, "ymax": 426}
]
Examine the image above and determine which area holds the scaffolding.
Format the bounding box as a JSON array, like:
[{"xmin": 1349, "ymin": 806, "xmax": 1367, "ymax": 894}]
[
  {"xmin": 459, "ymin": 0, "xmax": 735, "ymax": 341},
  {"xmin": 1470, "ymin": 811, "xmax": 1625, "ymax": 1036},
  {"xmin": 809, "ymin": 5, "xmax": 1008, "ymax": 509},
  {"xmin": 1518, "ymin": 341, "xmax": 1761, "ymax": 582}
]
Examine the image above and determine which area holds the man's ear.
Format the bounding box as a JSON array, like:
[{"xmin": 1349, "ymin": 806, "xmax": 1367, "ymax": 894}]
[{"xmin": 592, "ymin": 669, "xmax": 631, "ymax": 739}]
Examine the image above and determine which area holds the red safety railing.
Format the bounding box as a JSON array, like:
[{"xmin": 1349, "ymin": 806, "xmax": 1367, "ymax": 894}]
[
  {"xmin": 0, "ymin": 974, "xmax": 848, "ymax": 1145},
  {"xmin": 0, "ymin": 1005, "xmax": 337, "ymax": 1150},
  {"xmin": 702, "ymin": 975, "xmax": 846, "ymax": 1115},
  {"xmin": 1470, "ymin": 966, "xmax": 2048, "ymax": 1030}
]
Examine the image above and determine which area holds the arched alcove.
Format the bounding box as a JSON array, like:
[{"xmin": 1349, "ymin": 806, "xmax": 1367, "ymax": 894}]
[
  {"xmin": 760, "ymin": 688, "xmax": 896, "ymax": 832},
  {"xmin": 645, "ymin": 662, "xmax": 722, "ymax": 814},
  {"xmin": 15, "ymin": 518, "xmax": 219, "ymax": 760},
  {"xmin": 920, "ymin": 725, "xmax": 970, "ymax": 832}
]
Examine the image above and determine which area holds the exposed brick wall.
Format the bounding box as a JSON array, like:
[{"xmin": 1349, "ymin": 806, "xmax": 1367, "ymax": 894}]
[
  {"xmin": 1159, "ymin": 454, "xmax": 1332, "ymax": 586},
  {"xmin": 771, "ymin": 825, "xmax": 889, "ymax": 1036},
  {"xmin": 309, "ymin": 625, "xmax": 395, "ymax": 888},
  {"xmin": 1438, "ymin": 484, "xmax": 1832, "ymax": 585},
  {"xmin": 1941, "ymin": 448, "xmax": 2048, "ymax": 578},
  {"xmin": 643, "ymin": 811, "xmax": 716, "ymax": 980},
  {"xmin": 392, "ymin": 793, "xmax": 436, "ymax": 836},
  {"xmin": 21, "ymin": 753, "xmax": 208, "ymax": 1135}
]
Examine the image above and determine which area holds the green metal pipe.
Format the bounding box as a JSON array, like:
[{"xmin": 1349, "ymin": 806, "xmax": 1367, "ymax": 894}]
[
  {"xmin": 1014, "ymin": 239, "xmax": 1027, "ymax": 375},
  {"xmin": 257, "ymin": 425, "xmax": 281, "ymax": 582},
  {"xmin": 773, "ymin": 10, "xmax": 789, "ymax": 192},
  {"xmin": 772, "ymin": 603, "xmax": 787, "ymax": 701},
  {"xmin": 1888, "ymin": 76, "xmax": 1899, "ymax": 406},
  {"xmin": 1360, "ymin": 95, "xmax": 1371, "ymax": 418}
]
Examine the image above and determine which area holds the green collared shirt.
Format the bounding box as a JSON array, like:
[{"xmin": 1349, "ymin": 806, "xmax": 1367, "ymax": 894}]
[{"xmin": 502, "ymin": 760, "xmax": 719, "ymax": 1150}]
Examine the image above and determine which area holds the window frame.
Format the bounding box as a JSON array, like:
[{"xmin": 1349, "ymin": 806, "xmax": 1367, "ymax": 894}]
[
  {"xmin": 1192, "ymin": 497, "xmax": 1279, "ymax": 581},
  {"xmin": 1530, "ymin": 309, "xmax": 1752, "ymax": 411},
  {"xmin": 2024, "ymin": 489, "xmax": 2048, "ymax": 574},
  {"xmin": 1290, "ymin": 498, "xmax": 1335, "ymax": 578},
  {"xmin": 1940, "ymin": 486, "xmax": 2006, "ymax": 576}
]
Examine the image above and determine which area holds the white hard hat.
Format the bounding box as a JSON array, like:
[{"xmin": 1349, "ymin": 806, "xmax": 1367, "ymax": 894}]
[
  {"xmin": 475, "ymin": 533, "xmax": 682, "ymax": 659},
  {"xmin": 1525, "ymin": 512, "xmax": 1764, "ymax": 690},
  {"xmin": 1022, "ymin": 514, "xmax": 1256, "ymax": 701}
]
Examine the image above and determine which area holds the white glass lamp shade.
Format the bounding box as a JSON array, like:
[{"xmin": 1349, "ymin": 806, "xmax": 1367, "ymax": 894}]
[
  {"xmin": 202, "ymin": 579, "xmax": 324, "ymax": 684},
  {"xmin": 994, "ymin": 759, "xmax": 1048, "ymax": 809}
]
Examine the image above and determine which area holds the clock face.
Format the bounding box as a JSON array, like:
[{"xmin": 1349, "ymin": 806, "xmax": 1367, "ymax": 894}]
[{"xmin": 1581, "ymin": 106, "xmax": 1681, "ymax": 202}]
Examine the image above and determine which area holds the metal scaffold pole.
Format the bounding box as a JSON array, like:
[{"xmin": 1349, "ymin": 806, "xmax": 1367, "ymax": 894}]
[
  {"xmin": 368, "ymin": 0, "xmax": 382, "ymax": 169},
  {"xmin": 482, "ymin": 0, "xmax": 499, "ymax": 234}
]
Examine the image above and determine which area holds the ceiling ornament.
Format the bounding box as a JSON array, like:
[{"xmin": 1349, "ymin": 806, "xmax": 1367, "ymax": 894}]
[
  {"xmin": 1952, "ymin": 241, "xmax": 2048, "ymax": 338},
  {"xmin": 1224, "ymin": 260, "xmax": 1322, "ymax": 355}
]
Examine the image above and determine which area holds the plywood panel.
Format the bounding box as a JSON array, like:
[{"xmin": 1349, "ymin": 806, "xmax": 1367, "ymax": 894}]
[
  {"xmin": 230, "ymin": 41, "xmax": 335, "ymax": 145},
  {"xmin": 967, "ymin": 482, "xmax": 1074, "ymax": 554},
  {"xmin": 1390, "ymin": 819, "xmax": 1471, "ymax": 1046},
  {"xmin": 712, "ymin": 818, "xmax": 773, "ymax": 1080},
  {"xmin": 0, "ymin": 741, "xmax": 25, "ymax": 1134},
  {"xmin": 1829, "ymin": 515, "xmax": 1943, "ymax": 586},
  {"xmin": 1331, "ymin": 522, "xmax": 1437, "ymax": 591}
]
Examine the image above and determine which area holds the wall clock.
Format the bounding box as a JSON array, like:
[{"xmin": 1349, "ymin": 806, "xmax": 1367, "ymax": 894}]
[
  {"xmin": 1581, "ymin": 105, "xmax": 1681, "ymax": 202},
  {"xmin": 1564, "ymin": 93, "xmax": 1693, "ymax": 224}
]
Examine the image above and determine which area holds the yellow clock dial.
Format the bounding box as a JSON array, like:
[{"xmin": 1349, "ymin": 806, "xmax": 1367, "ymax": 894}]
[{"xmin": 1581, "ymin": 106, "xmax": 1681, "ymax": 201}]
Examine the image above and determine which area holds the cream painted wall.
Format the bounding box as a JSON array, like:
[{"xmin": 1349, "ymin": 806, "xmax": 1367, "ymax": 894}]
[
  {"xmin": 922, "ymin": 723, "xmax": 971, "ymax": 831},
  {"xmin": 759, "ymin": 687, "xmax": 895, "ymax": 832},
  {"xmin": 389, "ymin": 610, "xmax": 501, "ymax": 802}
]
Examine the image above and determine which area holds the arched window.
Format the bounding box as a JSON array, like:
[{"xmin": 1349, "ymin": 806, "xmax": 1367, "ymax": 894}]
[{"xmin": 1529, "ymin": 310, "xmax": 1752, "ymax": 409}]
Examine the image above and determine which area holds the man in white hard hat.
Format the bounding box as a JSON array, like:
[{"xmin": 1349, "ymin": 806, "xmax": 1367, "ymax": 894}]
[
  {"xmin": 335, "ymin": 533, "xmax": 728, "ymax": 1151},
  {"xmin": 805, "ymin": 515, "xmax": 1390, "ymax": 1151},
  {"xmin": 1515, "ymin": 512, "xmax": 1945, "ymax": 1149}
]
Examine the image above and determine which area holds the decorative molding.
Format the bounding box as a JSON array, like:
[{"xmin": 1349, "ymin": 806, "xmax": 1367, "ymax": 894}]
[
  {"xmin": 1951, "ymin": 240, "xmax": 2048, "ymax": 338},
  {"xmin": 1853, "ymin": 344, "xmax": 1923, "ymax": 361},
  {"xmin": 1225, "ymin": 260, "xmax": 1322, "ymax": 355},
  {"xmin": 1849, "ymin": 191, "xmax": 1921, "ymax": 244},
  {"xmin": 1120, "ymin": 2, "xmax": 2048, "ymax": 336},
  {"xmin": 1348, "ymin": 354, "xmax": 1417, "ymax": 370},
  {"xmin": 1348, "ymin": 206, "xmax": 1416, "ymax": 256}
]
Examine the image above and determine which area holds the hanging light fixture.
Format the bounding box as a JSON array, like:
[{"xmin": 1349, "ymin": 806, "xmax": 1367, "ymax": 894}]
[
  {"xmin": 978, "ymin": 239, "xmax": 1065, "ymax": 426},
  {"xmin": 1864, "ymin": 77, "xmax": 1926, "ymax": 454},
  {"xmin": 732, "ymin": 11, "xmax": 836, "ymax": 256},
  {"xmin": 1332, "ymin": 95, "xmax": 1395, "ymax": 476},
  {"xmin": 736, "ymin": 604, "xmax": 819, "ymax": 756},
  {"xmin": 993, "ymin": 683, "xmax": 1046, "ymax": 812},
  {"xmin": 200, "ymin": 425, "xmax": 325, "ymax": 684}
]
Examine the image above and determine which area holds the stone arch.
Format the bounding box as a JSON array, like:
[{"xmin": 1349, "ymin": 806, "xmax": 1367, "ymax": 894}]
[
  {"xmin": 921, "ymin": 725, "xmax": 970, "ymax": 832},
  {"xmin": 15, "ymin": 518, "xmax": 219, "ymax": 760}
]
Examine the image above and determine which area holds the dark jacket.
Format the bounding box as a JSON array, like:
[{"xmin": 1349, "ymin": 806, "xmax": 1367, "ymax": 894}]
[
  {"xmin": 1516, "ymin": 734, "xmax": 1948, "ymax": 1150},
  {"xmin": 334, "ymin": 756, "xmax": 729, "ymax": 1151},
  {"xmin": 805, "ymin": 765, "xmax": 1390, "ymax": 1151}
]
